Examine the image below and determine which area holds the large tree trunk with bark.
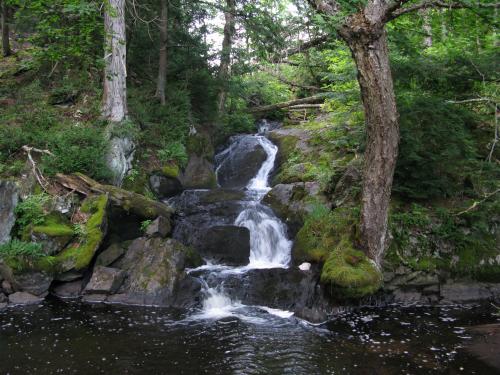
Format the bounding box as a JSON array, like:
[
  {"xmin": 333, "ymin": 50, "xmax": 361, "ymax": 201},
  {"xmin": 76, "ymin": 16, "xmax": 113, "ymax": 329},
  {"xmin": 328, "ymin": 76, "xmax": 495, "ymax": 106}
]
[
  {"xmin": 341, "ymin": 24, "xmax": 400, "ymax": 267},
  {"xmin": 1, "ymin": 0, "xmax": 11, "ymax": 57},
  {"xmin": 102, "ymin": 0, "xmax": 127, "ymax": 123},
  {"xmin": 217, "ymin": 0, "xmax": 236, "ymax": 114},
  {"xmin": 155, "ymin": 0, "xmax": 168, "ymax": 105}
]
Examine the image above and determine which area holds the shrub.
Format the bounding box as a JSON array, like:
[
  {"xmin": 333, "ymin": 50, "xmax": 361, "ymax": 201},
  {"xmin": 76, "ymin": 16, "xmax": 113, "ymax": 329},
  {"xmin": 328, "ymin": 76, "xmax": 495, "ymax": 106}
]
[
  {"xmin": 157, "ymin": 141, "xmax": 188, "ymax": 168},
  {"xmin": 14, "ymin": 193, "xmax": 51, "ymax": 232},
  {"xmin": 0, "ymin": 240, "xmax": 45, "ymax": 260},
  {"xmin": 41, "ymin": 126, "xmax": 110, "ymax": 179}
]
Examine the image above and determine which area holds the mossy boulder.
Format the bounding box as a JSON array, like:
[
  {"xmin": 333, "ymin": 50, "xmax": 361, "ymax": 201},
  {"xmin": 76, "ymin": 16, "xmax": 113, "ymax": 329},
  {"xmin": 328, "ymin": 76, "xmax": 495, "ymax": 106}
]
[
  {"xmin": 179, "ymin": 133, "xmax": 217, "ymax": 189},
  {"xmin": 30, "ymin": 213, "xmax": 74, "ymax": 255},
  {"xmin": 321, "ymin": 239, "xmax": 382, "ymax": 299},
  {"xmin": 55, "ymin": 194, "xmax": 108, "ymax": 272}
]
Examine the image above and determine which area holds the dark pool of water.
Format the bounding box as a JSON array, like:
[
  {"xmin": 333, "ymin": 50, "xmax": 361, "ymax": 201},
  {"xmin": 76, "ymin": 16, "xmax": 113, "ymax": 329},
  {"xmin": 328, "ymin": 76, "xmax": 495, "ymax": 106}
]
[{"xmin": 0, "ymin": 300, "xmax": 498, "ymax": 374}]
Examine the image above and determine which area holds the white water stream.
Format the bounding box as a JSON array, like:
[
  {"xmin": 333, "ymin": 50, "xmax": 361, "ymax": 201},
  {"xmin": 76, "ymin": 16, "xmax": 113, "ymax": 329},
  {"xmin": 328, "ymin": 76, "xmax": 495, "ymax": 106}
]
[{"xmin": 193, "ymin": 122, "xmax": 293, "ymax": 321}]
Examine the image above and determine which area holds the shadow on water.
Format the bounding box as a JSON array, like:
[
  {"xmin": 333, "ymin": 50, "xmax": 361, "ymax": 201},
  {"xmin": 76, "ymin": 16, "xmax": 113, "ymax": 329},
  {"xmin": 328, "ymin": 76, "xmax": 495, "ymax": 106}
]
[{"xmin": 0, "ymin": 299, "xmax": 499, "ymax": 374}]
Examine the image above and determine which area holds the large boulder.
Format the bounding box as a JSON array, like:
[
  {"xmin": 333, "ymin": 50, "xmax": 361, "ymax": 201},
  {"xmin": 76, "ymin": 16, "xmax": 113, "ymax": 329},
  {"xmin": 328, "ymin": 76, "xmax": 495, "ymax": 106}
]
[
  {"xmin": 216, "ymin": 136, "xmax": 268, "ymax": 189},
  {"xmin": 102, "ymin": 237, "xmax": 202, "ymax": 307},
  {"xmin": 0, "ymin": 180, "xmax": 19, "ymax": 244},
  {"xmin": 200, "ymin": 225, "xmax": 251, "ymax": 266}
]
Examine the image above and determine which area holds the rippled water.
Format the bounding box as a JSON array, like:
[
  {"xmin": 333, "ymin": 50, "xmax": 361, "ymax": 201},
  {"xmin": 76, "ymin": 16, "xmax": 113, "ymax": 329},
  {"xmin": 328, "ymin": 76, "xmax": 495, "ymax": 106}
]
[{"xmin": 1, "ymin": 300, "xmax": 498, "ymax": 374}]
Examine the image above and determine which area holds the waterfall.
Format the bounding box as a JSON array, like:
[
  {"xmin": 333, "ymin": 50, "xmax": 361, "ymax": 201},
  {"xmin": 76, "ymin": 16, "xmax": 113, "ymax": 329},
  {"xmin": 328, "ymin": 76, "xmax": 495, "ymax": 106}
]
[{"xmin": 192, "ymin": 121, "xmax": 293, "ymax": 320}]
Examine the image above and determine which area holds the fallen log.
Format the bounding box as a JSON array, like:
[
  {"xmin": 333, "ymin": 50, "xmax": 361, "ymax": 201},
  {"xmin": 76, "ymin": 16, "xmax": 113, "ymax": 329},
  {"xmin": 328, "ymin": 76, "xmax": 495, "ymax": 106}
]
[
  {"xmin": 247, "ymin": 95, "xmax": 326, "ymax": 114},
  {"xmin": 55, "ymin": 173, "xmax": 174, "ymax": 219}
]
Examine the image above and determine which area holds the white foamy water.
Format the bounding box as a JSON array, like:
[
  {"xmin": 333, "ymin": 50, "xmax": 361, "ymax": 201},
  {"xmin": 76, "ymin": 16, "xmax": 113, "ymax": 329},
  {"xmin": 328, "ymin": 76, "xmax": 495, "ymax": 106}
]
[{"xmin": 195, "ymin": 126, "xmax": 293, "ymax": 321}]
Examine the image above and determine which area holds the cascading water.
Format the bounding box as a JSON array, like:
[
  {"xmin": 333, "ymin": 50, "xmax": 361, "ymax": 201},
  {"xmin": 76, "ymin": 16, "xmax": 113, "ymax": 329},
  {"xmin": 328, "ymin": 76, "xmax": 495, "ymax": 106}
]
[{"xmin": 190, "ymin": 120, "xmax": 294, "ymax": 320}]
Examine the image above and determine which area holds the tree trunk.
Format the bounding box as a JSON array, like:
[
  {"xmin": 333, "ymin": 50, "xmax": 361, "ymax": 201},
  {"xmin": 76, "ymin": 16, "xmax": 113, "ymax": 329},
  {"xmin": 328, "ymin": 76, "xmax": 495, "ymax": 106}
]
[
  {"xmin": 247, "ymin": 95, "xmax": 326, "ymax": 113},
  {"xmin": 217, "ymin": 0, "xmax": 236, "ymax": 114},
  {"xmin": 102, "ymin": 0, "xmax": 127, "ymax": 123},
  {"xmin": 342, "ymin": 27, "xmax": 400, "ymax": 267},
  {"xmin": 155, "ymin": 0, "xmax": 168, "ymax": 105},
  {"xmin": 1, "ymin": 0, "xmax": 11, "ymax": 57}
]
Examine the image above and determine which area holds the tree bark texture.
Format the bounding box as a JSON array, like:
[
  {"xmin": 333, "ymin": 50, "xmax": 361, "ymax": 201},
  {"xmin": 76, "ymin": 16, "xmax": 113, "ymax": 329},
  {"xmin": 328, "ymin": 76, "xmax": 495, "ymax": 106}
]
[
  {"xmin": 103, "ymin": 0, "xmax": 127, "ymax": 123},
  {"xmin": 1, "ymin": 0, "xmax": 11, "ymax": 57},
  {"xmin": 217, "ymin": 0, "xmax": 236, "ymax": 114},
  {"xmin": 341, "ymin": 21, "xmax": 399, "ymax": 266},
  {"xmin": 155, "ymin": 0, "xmax": 168, "ymax": 105}
]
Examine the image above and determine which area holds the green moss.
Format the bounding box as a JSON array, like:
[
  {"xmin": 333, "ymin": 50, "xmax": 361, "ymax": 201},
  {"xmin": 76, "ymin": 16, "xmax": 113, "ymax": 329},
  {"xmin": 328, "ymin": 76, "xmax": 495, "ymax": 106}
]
[
  {"xmin": 55, "ymin": 194, "xmax": 108, "ymax": 271},
  {"xmin": 161, "ymin": 163, "xmax": 180, "ymax": 178},
  {"xmin": 321, "ymin": 238, "xmax": 382, "ymax": 299},
  {"xmin": 32, "ymin": 214, "xmax": 74, "ymax": 237}
]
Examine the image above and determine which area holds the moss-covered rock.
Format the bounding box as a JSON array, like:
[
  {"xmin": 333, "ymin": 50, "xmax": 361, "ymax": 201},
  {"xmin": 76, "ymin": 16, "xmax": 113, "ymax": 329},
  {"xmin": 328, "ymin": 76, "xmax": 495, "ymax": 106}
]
[
  {"xmin": 55, "ymin": 194, "xmax": 108, "ymax": 271},
  {"xmin": 321, "ymin": 238, "xmax": 382, "ymax": 299},
  {"xmin": 30, "ymin": 213, "xmax": 74, "ymax": 256},
  {"xmin": 161, "ymin": 163, "xmax": 180, "ymax": 179}
]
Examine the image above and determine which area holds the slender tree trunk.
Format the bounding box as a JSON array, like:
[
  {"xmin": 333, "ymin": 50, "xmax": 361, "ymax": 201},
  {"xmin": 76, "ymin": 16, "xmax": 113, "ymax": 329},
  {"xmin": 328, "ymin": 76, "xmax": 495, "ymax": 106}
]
[
  {"xmin": 342, "ymin": 26, "xmax": 400, "ymax": 267},
  {"xmin": 102, "ymin": 0, "xmax": 127, "ymax": 123},
  {"xmin": 217, "ymin": 0, "xmax": 236, "ymax": 114},
  {"xmin": 155, "ymin": 0, "xmax": 168, "ymax": 105},
  {"xmin": 1, "ymin": 0, "xmax": 11, "ymax": 57}
]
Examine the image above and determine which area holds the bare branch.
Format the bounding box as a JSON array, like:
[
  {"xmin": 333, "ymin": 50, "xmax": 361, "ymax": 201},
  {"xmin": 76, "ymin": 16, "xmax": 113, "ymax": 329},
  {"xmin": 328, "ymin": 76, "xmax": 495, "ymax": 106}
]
[
  {"xmin": 247, "ymin": 95, "xmax": 326, "ymax": 114},
  {"xmin": 259, "ymin": 65, "xmax": 325, "ymax": 92}
]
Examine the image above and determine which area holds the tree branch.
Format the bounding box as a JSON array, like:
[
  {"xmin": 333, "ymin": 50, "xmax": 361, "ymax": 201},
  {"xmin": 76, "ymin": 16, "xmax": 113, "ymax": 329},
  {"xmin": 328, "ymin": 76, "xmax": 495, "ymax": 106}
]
[{"xmin": 270, "ymin": 35, "xmax": 330, "ymax": 62}]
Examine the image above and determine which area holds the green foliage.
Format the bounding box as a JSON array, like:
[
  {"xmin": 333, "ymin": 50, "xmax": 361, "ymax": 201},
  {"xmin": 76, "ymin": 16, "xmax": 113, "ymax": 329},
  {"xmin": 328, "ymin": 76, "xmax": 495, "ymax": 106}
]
[
  {"xmin": 157, "ymin": 141, "xmax": 188, "ymax": 168},
  {"xmin": 394, "ymin": 95, "xmax": 477, "ymax": 199},
  {"xmin": 0, "ymin": 239, "xmax": 45, "ymax": 261},
  {"xmin": 140, "ymin": 220, "xmax": 152, "ymax": 233},
  {"xmin": 14, "ymin": 0, "xmax": 103, "ymax": 71},
  {"xmin": 41, "ymin": 125, "xmax": 110, "ymax": 179},
  {"xmin": 14, "ymin": 193, "xmax": 51, "ymax": 232}
]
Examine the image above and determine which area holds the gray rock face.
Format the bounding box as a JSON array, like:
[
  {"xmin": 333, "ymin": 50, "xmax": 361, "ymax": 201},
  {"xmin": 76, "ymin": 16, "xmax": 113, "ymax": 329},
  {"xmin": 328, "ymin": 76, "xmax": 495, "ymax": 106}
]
[
  {"xmin": 201, "ymin": 225, "xmax": 251, "ymax": 266},
  {"xmin": 149, "ymin": 174, "xmax": 183, "ymax": 199},
  {"xmin": 145, "ymin": 216, "xmax": 170, "ymax": 238},
  {"xmin": 8, "ymin": 292, "xmax": 44, "ymax": 305},
  {"xmin": 95, "ymin": 243, "xmax": 126, "ymax": 267},
  {"xmin": 0, "ymin": 180, "xmax": 19, "ymax": 244},
  {"xmin": 216, "ymin": 136, "xmax": 268, "ymax": 189},
  {"xmin": 263, "ymin": 182, "xmax": 323, "ymax": 236},
  {"xmin": 84, "ymin": 266, "xmax": 125, "ymax": 295},
  {"xmin": 106, "ymin": 137, "xmax": 135, "ymax": 187},
  {"xmin": 30, "ymin": 230, "xmax": 72, "ymax": 256},
  {"xmin": 106, "ymin": 237, "xmax": 200, "ymax": 306},
  {"xmin": 179, "ymin": 154, "xmax": 216, "ymax": 189}
]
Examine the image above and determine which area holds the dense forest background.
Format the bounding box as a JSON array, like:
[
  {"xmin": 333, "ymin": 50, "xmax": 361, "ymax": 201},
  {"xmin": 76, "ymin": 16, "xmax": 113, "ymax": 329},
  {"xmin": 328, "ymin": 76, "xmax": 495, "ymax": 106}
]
[{"xmin": 0, "ymin": 0, "xmax": 498, "ymax": 293}]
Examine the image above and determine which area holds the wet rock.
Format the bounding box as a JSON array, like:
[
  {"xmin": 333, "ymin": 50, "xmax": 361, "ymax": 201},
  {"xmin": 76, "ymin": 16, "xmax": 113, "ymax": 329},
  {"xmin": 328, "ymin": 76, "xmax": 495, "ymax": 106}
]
[
  {"xmin": 84, "ymin": 266, "xmax": 125, "ymax": 295},
  {"xmin": 52, "ymin": 280, "xmax": 83, "ymax": 299},
  {"xmin": 106, "ymin": 137, "xmax": 135, "ymax": 187},
  {"xmin": 332, "ymin": 160, "xmax": 362, "ymax": 207},
  {"xmin": 0, "ymin": 180, "xmax": 19, "ymax": 244},
  {"xmin": 82, "ymin": 294, "xmax": 108, "ymax": 303},
  {"xmin": 0, "ymin": 292, "xmax": 7, "ymax": 303},
  {"xmin": 95, "ymin": 243, "xmax": 126, "ymax": 267},
  {"xmin": 201, "ymin": 226, "xmax": 250, "ymax": 266},
  {"xmin": 8, "ymin": 292, "xmax": 44, "ymax": 305},
  {"xmin": 149, "ymin": 173, "xmax": 183, "ymax": 199},
  {"xmin": 30, "ymin": 230, "xmax": 73, "ymax": 256},
  {"xmin": 299, "ymin": 262, "xmax": 311, "ymax": 271},
  {"xmin": 216, "ymin": 136, "xmax": 267, "ymax": 189},
  {"xmin": 54, "ymin": 270, "xmax": 84, "ymax": 282},
  {"xmin": 145, "ymin": 216, "xmax": 170, "ymax": 238}
]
